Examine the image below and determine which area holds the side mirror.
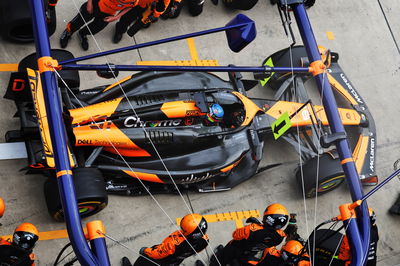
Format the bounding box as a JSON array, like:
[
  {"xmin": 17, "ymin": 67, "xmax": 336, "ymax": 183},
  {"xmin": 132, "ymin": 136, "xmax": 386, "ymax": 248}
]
[
  {"xmin": 96, "ymin": 64, "xmax": 119, "ymax": 79},
  {"xmin": 225, "ymin": 14, "xmax": 256, "ymax": 53}
]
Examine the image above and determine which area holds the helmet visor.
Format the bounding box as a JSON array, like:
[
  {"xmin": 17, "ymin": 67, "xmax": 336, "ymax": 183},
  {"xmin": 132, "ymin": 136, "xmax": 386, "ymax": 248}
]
[
  {"xmin": 190, "ymin": 218, "xmax": 208, "ymax": 239},
  {"xmin": 13, "ymin": 232, "xmax": 38, "ymax": 250},
  {"xmin": 282, "ymin": 250, "xmax": 300, "ymax": 264},
  {"xmin": 263, "ymin": 214, "xmax": 288, "ymax": 229}
]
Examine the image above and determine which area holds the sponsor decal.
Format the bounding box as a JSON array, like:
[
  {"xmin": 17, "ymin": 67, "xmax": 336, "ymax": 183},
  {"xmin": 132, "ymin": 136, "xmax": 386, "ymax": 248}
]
[
  {"xmin": 181, "ymin": 172, "xmax": 219, "ymax": 183},
  {"xmin": 278, "ymin": 216, "xmax": 287, "ymax": 223},
  {"xmin": 266, "ymin": 216, "xmax": 274, "ymax": 225},
  {"xmin": 124, "ymin": 116, "xmax": 182, "ymax": 128},
  {"xmin": 94, "ymin": 141, "xmax": 129, "ymax": 146},
  {"xmin": 340, "ymin": 73, "xmax": 363, "ymax": 104},
  {"xmin": 369, "ymin": 137, "xmax": 375, "ymax": 172},
  {"xmin": 186, "ymin": 110, "xmax": 201, "ymax": 116},
  {"xmin": 77, "ymin": 139, "xmax": 93, "ymax": 145},
  {"xmin": 89, "ymin": 121, "xmax": 111, "ymax": 130},
  {"xmin": 302, "ymin": 110, "xmax": 310, "ymax": 120},
  {"xmin": 12, "ymin": 79, "xmax": 25, "ymax": 92}
]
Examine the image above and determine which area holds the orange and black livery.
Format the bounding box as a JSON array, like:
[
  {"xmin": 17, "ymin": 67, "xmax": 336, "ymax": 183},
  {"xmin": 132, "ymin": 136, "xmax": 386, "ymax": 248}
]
[{"xmin": 5, "ymin": 45, "xmax": 377, "ymax": 219}]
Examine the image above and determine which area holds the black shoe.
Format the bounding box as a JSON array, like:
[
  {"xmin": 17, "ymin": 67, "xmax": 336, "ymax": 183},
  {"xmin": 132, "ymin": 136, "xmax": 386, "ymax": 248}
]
[
  {"xmin": 60, "ymin": 30, "xmax": 71, "ymax": 48},
  {"xmin": 195, "ymin": 260, "xmax": 205, "ymax": 266},
  {"xmin": 113, "ymin": 31, "xmax": 123, "ymax": 44},
  {"xmin": 78, "ymin": 32, "xmax": 89, "ymax": 51},
  {"xmin": 188, "ymin": 0, "xmax": 204, "ymax": 16},
  {"xmin": 121, "ymin": 257, "xmax": 132, "ymax": 266}
]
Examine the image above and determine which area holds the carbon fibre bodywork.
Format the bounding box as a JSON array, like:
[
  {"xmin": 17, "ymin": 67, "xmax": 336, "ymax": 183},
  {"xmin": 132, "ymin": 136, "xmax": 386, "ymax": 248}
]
[{"xmin": 5, "ymin": 48, "xmax": 377, "ymax": 196}]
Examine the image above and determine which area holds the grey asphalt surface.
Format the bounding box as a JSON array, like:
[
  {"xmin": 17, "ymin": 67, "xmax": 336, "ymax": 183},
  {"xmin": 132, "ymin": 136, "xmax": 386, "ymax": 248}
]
[{"xmin": 0, "ymin": 0, "xmax": 400, "ymax": 265}]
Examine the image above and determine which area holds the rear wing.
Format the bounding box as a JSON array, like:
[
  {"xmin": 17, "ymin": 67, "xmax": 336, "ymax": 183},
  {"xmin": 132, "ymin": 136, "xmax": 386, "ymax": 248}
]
[
  {"xmin": 328, "ymin": 63, "xmax": 377, "ymax": 184},
  {"xmin": 257, "ymin": 45, "xmax": 377, "ymax": 184}
]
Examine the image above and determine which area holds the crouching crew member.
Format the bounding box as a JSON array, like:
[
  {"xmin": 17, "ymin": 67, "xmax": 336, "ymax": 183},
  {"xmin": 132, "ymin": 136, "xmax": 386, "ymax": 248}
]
[
  {"xmin": 121, "ymin": 213, "xmax": 208, "ymax": 266},
  {"xmin": 258, "ymin": 240, "xmax": 310, "ymax": 266},
  {"xmin": 338, "ymin": 208, "xmax": 379, "ymax": 266},
  {"xmin": 210, "ymin": 203, "xmax": 297, "ymax": 265},
  {"xmin": 60, "ymin": 0, "xmax": 139, "ymax": 50},
  {"xmin": 0, "ymin": 223, "xmax": 39, "ymax": 265}
]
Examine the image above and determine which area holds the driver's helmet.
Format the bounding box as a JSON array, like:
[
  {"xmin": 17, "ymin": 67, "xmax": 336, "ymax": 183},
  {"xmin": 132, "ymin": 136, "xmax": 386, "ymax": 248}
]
[
  {"xmin": 180, "ymin": 213, "xmax": 208, "ymax": 239},
  {"xmin": 0, "ymin": 198, "xmax": 5, "ymax": 218},
  {"xmin": 207, "ymin": 104, "xmax": 224, "ymax": 123},
  {"xmin": 281, "ymin": 240, "xmax": 309, "ymax": 265},
  {"xmin": 262, "ymin": 203, "xmax": 289, "ymax": 229},
  {"xmin": 12, "ymin": 223, "xmax": 39, "ymax": 251}
]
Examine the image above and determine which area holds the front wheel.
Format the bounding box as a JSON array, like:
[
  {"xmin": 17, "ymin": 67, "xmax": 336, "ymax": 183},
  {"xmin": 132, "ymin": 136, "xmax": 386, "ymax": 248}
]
[
  {"xmin": 44, "ymin": 168, "xmax": 108, "ymax": 222},
  {"xmin": 296, "ymin": 153, "xmax": 345, "ymax": 198}
]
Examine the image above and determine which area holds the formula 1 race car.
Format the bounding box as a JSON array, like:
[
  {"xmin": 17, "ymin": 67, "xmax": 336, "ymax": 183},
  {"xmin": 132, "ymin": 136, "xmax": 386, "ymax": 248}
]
[{"xmin": 4, "ymin": 47, "xmax": 377, "ymax": 220}]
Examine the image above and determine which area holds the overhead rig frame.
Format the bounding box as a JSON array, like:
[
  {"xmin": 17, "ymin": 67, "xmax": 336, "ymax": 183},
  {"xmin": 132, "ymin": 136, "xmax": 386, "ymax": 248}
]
[{"xmin": 27, "ymin": 0, "xmax": 377, "ymax": 265}]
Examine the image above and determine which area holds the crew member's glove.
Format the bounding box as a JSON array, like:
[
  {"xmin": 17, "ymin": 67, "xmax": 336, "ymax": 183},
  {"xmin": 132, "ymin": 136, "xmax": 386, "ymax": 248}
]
[
  {"xmin": 139, "ymin": 247, "xmax": 147, "ymax": 256},
  {"xmin": 284, "ymin": 224, "xmax": 298, "ymax": 237},
  {"xmin": 289, "ymin": 213, "xmax": 297, "ymax": 225},
  {"xmin": 127, "ymin": 20, "xmax": 146, "ymax": 37}
]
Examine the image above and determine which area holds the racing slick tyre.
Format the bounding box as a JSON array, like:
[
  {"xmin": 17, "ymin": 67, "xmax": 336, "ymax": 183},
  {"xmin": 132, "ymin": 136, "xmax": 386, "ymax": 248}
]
[
  {"xmin": 0, "ymin": 0, "xmax": 56, "ymax": 43},
  {"xmin": 18, "ymin": 49, "xmax": 80, "ymax": 92},
  {"xmin": 307, "ymin": 229, "xmax": 343, "ymax": 265},
  {"xmin": 296, "ymin": 153, "xmax": 345, "ymax": 198},
  {"xmin": 44, "ymin": 168, "xmax": 108, "ymax": 222}
]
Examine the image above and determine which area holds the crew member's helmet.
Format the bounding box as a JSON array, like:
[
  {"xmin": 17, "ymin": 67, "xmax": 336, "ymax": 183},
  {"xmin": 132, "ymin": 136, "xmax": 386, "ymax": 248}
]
[
  {"xmin": 281, "ymin": 240, "xmax": 309, "ymax": 264},
  {"xmin": 12, "ymin": 223, "xmax": 39, "ymax": 250},
  {"xmin": 180, "ymin": 213, "xmax": 208, "ymax": 239},
  {"xmin": 0, "ymin": 198, "xmax": 5, "ymax": 218},
  {"xmin": 262, "ymin": 203, "xmax": 289, "ymax": 229}
]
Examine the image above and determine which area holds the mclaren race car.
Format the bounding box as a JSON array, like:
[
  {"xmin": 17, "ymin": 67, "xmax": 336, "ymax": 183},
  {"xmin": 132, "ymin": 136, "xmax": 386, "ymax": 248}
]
[{"xmin": 4, "ymin": 46, "xmax": 377, "ymax": 220}]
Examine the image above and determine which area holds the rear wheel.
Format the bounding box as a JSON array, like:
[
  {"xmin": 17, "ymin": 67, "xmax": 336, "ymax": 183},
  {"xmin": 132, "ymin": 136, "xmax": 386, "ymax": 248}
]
[
  {"xmin": 307, "ymin": 229, "xmax": 343, "ymax": 264},
  {"xmin": 296, "ymin": 153, "xmax": 345, "ymax": 198},
  {"xmin": 44, "ymin": 168, "xmax": 108, "ymax": 222},
  {"xmin": 0, "ymin": 0, "xmax": 56, "ymax": 43},
  {"xmin": 18, "ymin": 49, "xmax": 80, "ymax": 91}
]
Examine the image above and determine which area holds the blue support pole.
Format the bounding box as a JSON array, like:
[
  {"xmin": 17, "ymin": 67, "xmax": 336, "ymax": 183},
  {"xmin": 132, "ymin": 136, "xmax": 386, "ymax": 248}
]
[
  {"xmin": 90, "ymin": 238, "xmax": 111, "ymax": 266},
  {"xmin": 292, "ymin": 3, "xmax": 370, "ymax": 264},
  {"xmin": 59, "ymin": 23, "xmax": 250, "ymax": 65},
  {"xmin": 60, "ymin": 64, "xmax": 310, "ymax": 73},
  {"xmin": 343, "ymin": 218, "xmax": 364, "ymax": 266},
  {"xmin": 361, "ymin": 168, "xmax": 400, "ymax": 202},
  {"xmin": 28, "ymin": 0, "xmax": 104, "ymax": 265}
]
